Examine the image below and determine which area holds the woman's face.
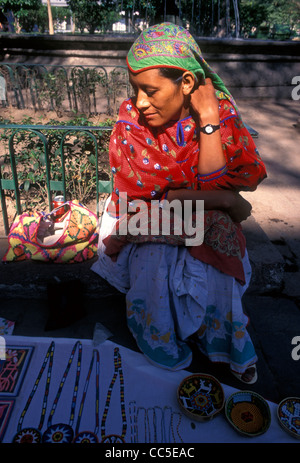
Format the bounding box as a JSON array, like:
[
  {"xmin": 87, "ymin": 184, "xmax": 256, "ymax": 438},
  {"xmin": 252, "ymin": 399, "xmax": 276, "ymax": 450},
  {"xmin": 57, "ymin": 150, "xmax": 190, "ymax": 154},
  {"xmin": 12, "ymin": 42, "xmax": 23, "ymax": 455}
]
[{"xmin": 129, "ymin": 69, "xmax": 190, "ymax": 127}]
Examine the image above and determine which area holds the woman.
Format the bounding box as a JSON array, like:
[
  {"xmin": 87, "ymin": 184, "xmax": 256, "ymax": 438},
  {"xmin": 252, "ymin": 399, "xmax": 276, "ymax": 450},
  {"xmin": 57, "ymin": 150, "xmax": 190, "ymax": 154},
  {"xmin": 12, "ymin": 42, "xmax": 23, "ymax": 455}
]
[{"xmin": 92, "ymin": 23, "xmax": 266, "ymax": 383}]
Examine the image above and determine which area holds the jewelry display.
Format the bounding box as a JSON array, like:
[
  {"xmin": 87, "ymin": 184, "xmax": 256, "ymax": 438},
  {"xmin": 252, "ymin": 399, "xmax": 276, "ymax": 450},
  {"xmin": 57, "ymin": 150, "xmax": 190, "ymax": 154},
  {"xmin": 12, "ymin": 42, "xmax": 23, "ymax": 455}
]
[
  {"xmin": 131, "ymin": 403, "xmax": 184, "ymax": 443},
  {"xmin": 129, "ymin": 400, "xmax": 137, "ymax": 443},
  {"xmin": 100, "ymin": 347, "xmax": 127, "ymax": 443},
  {"xmin": 73, "ymin": 349, "xmax": 100, "ymax": 443},
  {"xmin": 42, "ymin": 341, "xmax": 82, "ymax": 443},
  {"xmin": 170, "ymin": 410, "xmax": 184, "ymax": 443},
  {"xmin": 1, "ymin": 337, "xmax": 292, "ymax": 444},
  {"xmin": 13, "ymin": 342, "xmax": 55, "ymax": 443}
]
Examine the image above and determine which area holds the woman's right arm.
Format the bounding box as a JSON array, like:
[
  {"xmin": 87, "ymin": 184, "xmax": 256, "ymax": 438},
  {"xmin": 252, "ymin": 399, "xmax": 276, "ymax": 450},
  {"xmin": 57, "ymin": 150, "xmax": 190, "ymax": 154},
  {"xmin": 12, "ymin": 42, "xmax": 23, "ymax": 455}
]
[{"xmin": 166, "ymin": 188, "xmax": 252, "ymax": 223}]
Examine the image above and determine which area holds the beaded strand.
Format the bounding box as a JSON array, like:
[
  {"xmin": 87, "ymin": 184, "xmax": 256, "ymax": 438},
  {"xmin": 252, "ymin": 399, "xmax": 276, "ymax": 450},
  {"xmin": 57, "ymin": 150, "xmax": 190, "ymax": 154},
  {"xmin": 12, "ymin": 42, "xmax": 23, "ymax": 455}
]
[
  {"xmin": 13, "ymin": 342, "xmax": 55, "ymax": 443},
  {"xmin": 100, "ymin": 347, "xmax": 127, "ymax": 443},
  {"xmin": 42, "ymin": 341, "xmax": 82, "ymax": 443},
  {"xmin": 73, "ymin": 349, "xmax": 100, "ymax": 442}
]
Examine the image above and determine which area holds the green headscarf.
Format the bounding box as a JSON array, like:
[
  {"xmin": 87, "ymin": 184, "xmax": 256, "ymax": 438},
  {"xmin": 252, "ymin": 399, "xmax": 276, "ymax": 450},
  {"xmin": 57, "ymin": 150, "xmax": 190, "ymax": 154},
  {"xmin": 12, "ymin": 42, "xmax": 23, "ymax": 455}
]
[{"xmin": 127, "ymin": 22, "xmax": 237, "ymax": 111}]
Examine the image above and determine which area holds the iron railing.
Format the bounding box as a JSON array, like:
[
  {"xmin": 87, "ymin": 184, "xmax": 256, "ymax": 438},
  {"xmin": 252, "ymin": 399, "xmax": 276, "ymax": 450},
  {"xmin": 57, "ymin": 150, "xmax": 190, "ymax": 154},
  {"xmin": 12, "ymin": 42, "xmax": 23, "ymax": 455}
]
[
  {"xmin": 0, "ymin": 63, "xmax": 130, "ymax": 236},
  {"xmin": 0, "ymin": 124, "xmax": 113, "ymax": 236},
  {"xmin": 0, "ymin": 63, "xmax": 131, "ymax": 115}
]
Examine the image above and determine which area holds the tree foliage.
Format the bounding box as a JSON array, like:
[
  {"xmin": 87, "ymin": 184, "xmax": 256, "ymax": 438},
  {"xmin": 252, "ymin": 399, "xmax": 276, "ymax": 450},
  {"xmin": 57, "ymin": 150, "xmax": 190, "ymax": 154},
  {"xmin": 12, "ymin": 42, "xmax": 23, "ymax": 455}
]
[
  {"xmin": 67, "ymin": 0, "xmax": 119, "ymax": 33},
  {"xmin": 239, "ymin": 1, "xmax": 269, "ymax": 36},
  {"xmin": 0, "ymin": 0, "xmax": 42, "ymax": 32},
  {"xmin": 67, "ymin": 0, "xmax": 101, "ymax": 33},
  {"xmin": 240, "ymin": 0, "xmax": 300, "ymax": 37},
  {"xmin": 0, "ymin": 0, "xmax": 299, "ymax": 37},
  {"xmin": 0, "ymin": 0, "xmax": 41, "ymax": 11},
  {"xmin": 266, "ymin": 0, "xmax": 300, "ymax": 28}
]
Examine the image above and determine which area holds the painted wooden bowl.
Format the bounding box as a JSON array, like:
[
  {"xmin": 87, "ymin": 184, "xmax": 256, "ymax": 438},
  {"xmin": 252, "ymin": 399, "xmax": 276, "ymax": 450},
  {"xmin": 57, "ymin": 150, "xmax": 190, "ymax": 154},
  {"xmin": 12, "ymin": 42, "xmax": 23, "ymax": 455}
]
[
  {"xmin": 177, "ymin": 373, "xmax": 225, "ymax": 421},
  {"xmin": 225, "ymin": 390, "xmax": 271, "ymax": 437},
  {"xmin": 277, "ymin": 397, "xmax": 300, "ymax": 440}
]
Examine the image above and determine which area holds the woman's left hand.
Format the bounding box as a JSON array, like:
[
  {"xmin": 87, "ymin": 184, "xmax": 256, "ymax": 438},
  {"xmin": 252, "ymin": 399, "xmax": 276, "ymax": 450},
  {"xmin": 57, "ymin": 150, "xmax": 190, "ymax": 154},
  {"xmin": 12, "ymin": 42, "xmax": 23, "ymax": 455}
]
[{"xmin": 189, "ymin": 78, "xmax": 219, "ymax": 125}]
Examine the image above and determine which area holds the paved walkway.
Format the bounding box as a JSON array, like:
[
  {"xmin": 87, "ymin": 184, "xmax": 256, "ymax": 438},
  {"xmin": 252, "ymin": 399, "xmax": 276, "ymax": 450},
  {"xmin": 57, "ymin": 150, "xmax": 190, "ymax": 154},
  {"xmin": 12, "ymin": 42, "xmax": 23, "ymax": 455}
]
[{"xmin": 0, "ymin": 98, "xmax": 300, "ymax": 406}]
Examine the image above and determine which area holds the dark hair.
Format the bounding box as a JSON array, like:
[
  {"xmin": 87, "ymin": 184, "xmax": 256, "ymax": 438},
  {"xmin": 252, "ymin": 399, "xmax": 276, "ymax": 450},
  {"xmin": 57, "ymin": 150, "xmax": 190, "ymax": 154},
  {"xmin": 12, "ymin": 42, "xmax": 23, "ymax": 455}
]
[
  {"xmin": 158, "ymin": 67, "xmax": 201, "ymax": 90},
  {"xmin": 158, "ymin": 67, "xmax": 184, "ymax": 83}
]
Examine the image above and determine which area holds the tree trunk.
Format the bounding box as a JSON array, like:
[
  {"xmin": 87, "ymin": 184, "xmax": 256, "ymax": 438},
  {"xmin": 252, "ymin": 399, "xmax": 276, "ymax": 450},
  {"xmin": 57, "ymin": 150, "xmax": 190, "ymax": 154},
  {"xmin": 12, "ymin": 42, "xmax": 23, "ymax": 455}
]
[
  {"xmin": 197, "ymin": 0, "xmax": 201, "ymax": 35},
  {"xmin": 131, "ymin": 0, "xmax": 135, "ymax": 32},
  {"xmin": 232, "ymin": 0, "xmax": 240, "ymax": 38},
  {"xmin": 191, "ymin": 0, "xmax": 194, "ymax": 31},
  {"xmin": 47, "ymin": 0, "xmax": 54, "ymax": 35},
  {"xmin": 71, "ymin": 15, "xmax": 75, "ymax": 33},
  {"xmin": 225, "ymin": 0, "xmax": 230, "ymax": 37},
  {"xmin": 211, "ymin": 0, "xmax": 214, "ymax": 35}
]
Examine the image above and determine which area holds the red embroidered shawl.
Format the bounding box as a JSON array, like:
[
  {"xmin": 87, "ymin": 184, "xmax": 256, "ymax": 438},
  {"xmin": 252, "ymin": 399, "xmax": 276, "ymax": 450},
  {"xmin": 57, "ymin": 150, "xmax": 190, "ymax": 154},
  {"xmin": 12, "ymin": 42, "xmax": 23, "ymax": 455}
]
[{"xmin": 103, "ymin": 97, "xmax": 267, "ymax": 284}]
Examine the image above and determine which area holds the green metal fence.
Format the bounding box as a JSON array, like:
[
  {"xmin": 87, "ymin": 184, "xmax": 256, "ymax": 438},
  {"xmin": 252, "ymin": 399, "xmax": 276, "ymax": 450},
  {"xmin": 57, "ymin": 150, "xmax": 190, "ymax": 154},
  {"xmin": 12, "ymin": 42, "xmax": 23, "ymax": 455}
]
[{"xmin": 0, "ymin": 123, "xmax": 113, "ymax": 236}]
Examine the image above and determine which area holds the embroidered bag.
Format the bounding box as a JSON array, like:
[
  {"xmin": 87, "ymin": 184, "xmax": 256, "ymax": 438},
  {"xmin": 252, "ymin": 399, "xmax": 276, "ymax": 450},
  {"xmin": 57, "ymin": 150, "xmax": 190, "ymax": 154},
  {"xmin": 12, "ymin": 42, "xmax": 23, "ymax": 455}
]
[{"xmin": 2, "ymin": 200, "xmax": 98, "ymax": 263}]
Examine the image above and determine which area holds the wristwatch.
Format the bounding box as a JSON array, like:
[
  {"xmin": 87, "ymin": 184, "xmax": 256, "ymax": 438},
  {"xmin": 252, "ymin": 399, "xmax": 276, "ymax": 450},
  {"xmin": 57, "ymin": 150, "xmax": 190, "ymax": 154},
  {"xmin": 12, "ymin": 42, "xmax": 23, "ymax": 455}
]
[{"xmin": 199, "ymin": 123, "xmax": 220, "ymax": 134}]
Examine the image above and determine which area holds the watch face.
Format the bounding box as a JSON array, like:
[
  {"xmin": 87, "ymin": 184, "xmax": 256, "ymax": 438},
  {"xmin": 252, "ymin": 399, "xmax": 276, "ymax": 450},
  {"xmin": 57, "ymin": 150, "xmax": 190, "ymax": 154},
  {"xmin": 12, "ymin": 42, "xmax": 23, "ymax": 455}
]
[{"xmin": 205, "ymin": 125, "xmax": 214, "ymax": 134}]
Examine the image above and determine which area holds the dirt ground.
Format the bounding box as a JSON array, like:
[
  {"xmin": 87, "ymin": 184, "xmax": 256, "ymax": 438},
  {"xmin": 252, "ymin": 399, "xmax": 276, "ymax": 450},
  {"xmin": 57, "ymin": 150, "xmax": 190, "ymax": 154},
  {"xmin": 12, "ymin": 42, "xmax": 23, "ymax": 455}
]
[{"xmin": 0, "ymin": 106, "xmax": 114, "ymax": 125}]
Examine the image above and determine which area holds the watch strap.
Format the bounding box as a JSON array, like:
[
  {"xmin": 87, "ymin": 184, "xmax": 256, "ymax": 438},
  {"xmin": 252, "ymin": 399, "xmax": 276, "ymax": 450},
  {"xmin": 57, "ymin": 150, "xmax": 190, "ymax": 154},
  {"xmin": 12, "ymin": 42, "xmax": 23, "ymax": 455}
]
[{"xmin": 199, "ymin": 123, "xmax": 220, "ymax": 134}]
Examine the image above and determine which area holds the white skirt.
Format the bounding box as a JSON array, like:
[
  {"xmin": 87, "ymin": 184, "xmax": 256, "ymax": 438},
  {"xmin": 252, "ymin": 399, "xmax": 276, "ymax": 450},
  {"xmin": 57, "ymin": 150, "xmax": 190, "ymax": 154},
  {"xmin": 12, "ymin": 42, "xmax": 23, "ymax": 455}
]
[{"xmin": 91, "ymin": 198, "xmax": 257, "ymax": 372}]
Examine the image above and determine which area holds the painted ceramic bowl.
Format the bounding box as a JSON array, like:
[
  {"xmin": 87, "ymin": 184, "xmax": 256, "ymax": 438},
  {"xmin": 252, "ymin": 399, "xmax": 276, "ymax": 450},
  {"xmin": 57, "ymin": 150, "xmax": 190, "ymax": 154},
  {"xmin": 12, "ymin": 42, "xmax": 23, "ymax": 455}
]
[
  {"xmin": 225, "ymin": 391, "xmax": 271, "ymax": 437},
  {"xmin": 277, "ymin": 397, "xmax": 300, "ymax": 439},
  {"xmin": 177, "ymin": 373, "xmax": 225, "ymax": 421}
]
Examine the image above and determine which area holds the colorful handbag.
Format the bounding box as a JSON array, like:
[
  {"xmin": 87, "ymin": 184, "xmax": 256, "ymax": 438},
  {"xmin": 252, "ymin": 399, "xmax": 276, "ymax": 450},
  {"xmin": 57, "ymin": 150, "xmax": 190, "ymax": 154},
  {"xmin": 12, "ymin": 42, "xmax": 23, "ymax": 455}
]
[{"xmin": 2, "ymin": 200, "xmax": 99, "ymax": 263}]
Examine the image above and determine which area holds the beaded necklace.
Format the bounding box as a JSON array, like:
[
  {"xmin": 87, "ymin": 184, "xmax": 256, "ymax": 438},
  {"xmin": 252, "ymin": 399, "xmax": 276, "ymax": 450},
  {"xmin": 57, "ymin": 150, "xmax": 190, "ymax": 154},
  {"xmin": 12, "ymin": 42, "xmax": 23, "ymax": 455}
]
[
  {"xmin": 170, "ymin": 411, "xmax": 184, "ymax": 443},
  {"xmin": 73, "ymin": 349, "xmax": 100, "ymax": 443},
  {"xmin": 42, "ymin": 341, "xmax": 82, "ymax": 443},
  {"xmin": 129, "ymin": 400, "xmax": 137, "ymax": 443},
  {"xmin": 13, "ymin": 342, "xmax": 55, "ymax": 444},
  {"xmin": 100, "ymin": 347, "xmax": 127, "ymax": 443},
  {"xmin": 135, "ymin": 405, "xmax": 184, "ymax": 443},
  {"xmin": 160, "ymin": 406, "xmax": 184, "ymax": 443}
]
